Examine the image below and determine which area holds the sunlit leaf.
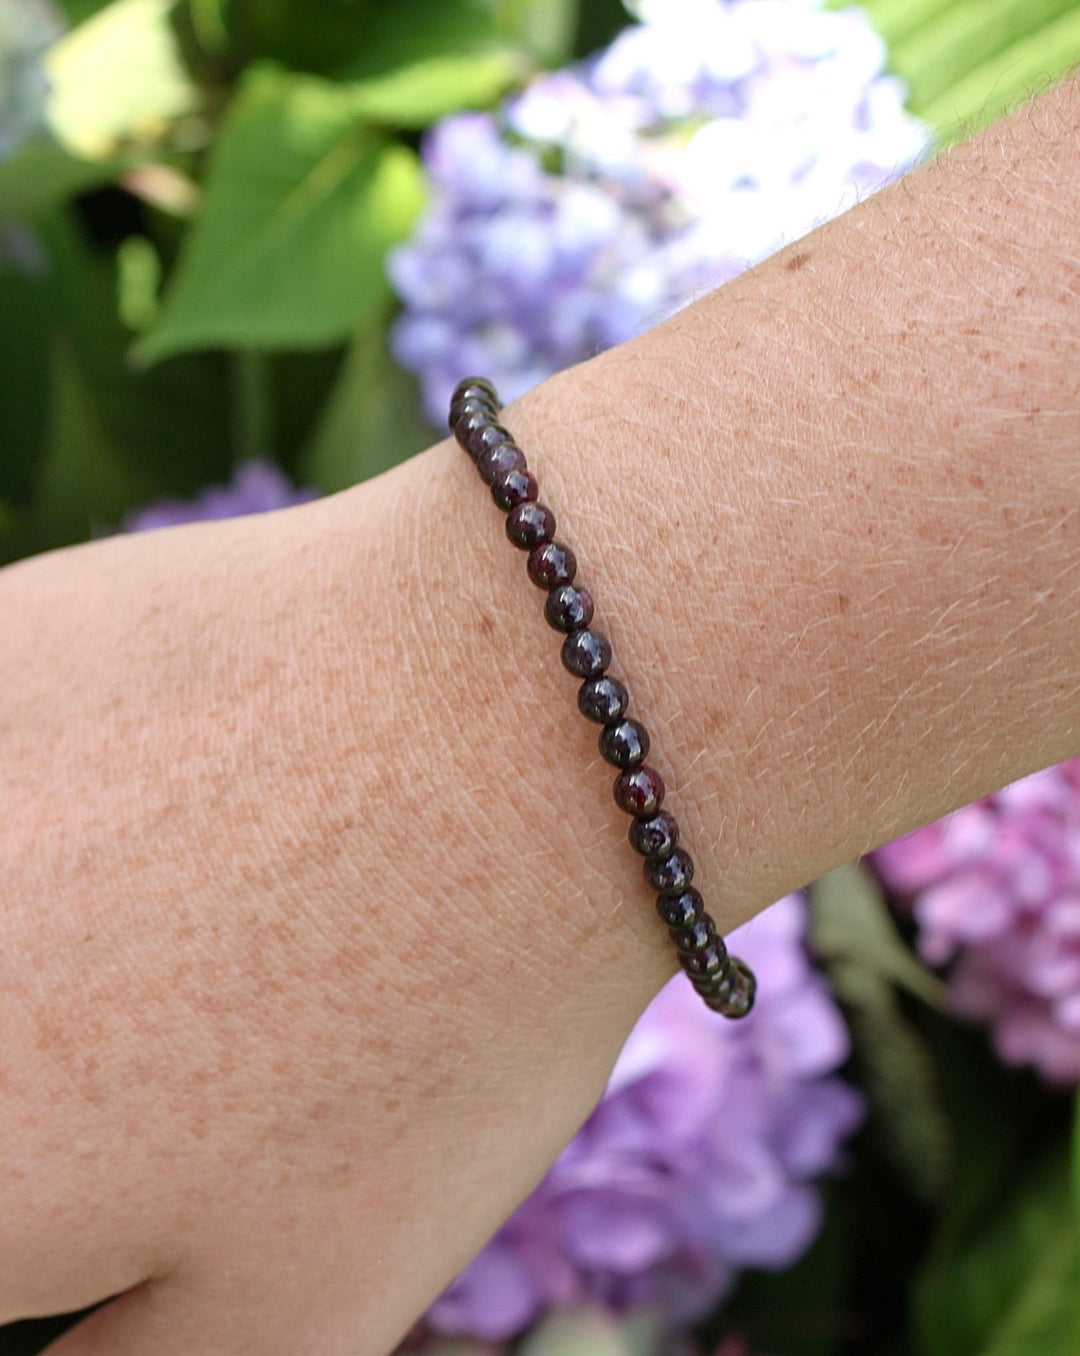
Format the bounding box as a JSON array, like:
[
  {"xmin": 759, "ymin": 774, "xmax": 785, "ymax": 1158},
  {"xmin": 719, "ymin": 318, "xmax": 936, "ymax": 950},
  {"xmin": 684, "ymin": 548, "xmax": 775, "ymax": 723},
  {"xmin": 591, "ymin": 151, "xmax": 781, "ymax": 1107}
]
[
  {"xmin": 810, "ymin": 865, "xmax": 951, "ymax": 1204},
  {"xmin": 344, "ymin": 51, "xmax": 522, "ymax": 127},
  {"xmin": 135, "ymin": 67, "xmax": 426, "ymax": 363},
  {"xmin": 44, "ymin": 0, "xmax": 199, "ymax": 160}
]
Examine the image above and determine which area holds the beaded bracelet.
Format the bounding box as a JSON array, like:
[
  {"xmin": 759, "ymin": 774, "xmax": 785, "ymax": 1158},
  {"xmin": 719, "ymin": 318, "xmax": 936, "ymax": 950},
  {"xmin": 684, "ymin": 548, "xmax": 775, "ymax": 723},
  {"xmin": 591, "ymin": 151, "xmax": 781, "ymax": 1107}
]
[{"xmin": 449, "ymin": 377, "xmax": 756, "ymax": 1019}]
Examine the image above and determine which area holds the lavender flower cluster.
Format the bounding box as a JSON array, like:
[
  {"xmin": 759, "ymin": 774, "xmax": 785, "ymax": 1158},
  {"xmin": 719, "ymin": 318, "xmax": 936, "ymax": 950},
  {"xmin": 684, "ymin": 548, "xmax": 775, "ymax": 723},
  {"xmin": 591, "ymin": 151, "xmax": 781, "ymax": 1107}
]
[
  {"xmin": 389, "ymin": 0, "xmax": 928, "ymax": 425},
  {"xmin": 124, "ymin": 461, "xmax": 317, "ymax": 532},
  {"xmin": 874, "ymin": 761, "xmax": 1080, "ymax": 1086},
  {"xmin": 425, "ymin": 895, "xmax": 863, "ymax": 1343}
]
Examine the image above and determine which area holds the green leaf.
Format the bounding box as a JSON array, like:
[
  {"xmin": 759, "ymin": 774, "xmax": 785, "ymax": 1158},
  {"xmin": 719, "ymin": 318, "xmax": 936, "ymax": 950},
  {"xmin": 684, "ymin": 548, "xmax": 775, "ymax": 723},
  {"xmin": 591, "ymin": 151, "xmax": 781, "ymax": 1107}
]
[
  {"xmin": 0, "ymin": 139, "xmax": 117, "ymax": 223},
  {"xmin": 134, "ymin": 67, "xmax": 426, "ymax": 363},
  {"xmin": 889, "ymin": 0, "xmax": 1078, "ymax": 112},
  {"xmin": 810, "ymin": 863, "xmax": 944, "ymax": 1007},
  {"xmin": 299, "ymin": 316, "xmax": 430, "ymax": 491},
  {"xmin": 920, "ymin": 6, "xmax": 1080, "ymax": 144},
  {"xmin": 837, "ymin": 0, "xmax": 1080, "ymax": 143},
  {"xmin": 914, "ymin": 1142, "xmax": 1080, "ymax": 1356},
  {"xmin": 344, "ymin": 51, "xmax": 522, "ymax": 127},
  {"xmin": 810, "ymin": 865, "xmax": 951, "ymax": 1204},
  {"xmin": 44, "ymin": 0, "xmax": 199, "ymax": 160},
  {"xmin": 493, "ymin": 0, "xmax": 580, "ymax": 65},
  {"xmin": 223, "ymin": 0, "xmax": 500, "ymax": 81},
  {"xmin": 32, "ymin": 335, "xmax": 142, "ymax": 545}
]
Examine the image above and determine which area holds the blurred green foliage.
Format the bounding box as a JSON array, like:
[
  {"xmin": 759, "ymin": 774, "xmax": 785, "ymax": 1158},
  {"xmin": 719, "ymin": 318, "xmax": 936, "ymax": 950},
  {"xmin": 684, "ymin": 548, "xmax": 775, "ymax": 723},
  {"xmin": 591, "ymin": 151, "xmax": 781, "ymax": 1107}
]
[{"xmin": 0, "ymin": 0, "xmax": 626, "ymax": 563}]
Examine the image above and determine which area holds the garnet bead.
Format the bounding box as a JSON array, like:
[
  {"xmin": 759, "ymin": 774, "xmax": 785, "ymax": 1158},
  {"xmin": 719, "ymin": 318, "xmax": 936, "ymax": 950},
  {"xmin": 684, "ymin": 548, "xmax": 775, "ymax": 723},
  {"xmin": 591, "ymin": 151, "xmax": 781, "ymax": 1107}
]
[
  {"xmin": 450, "ymin": 393, "xmax": 496, "ymax": 430},
  {"xmin": 528, "ymin": 541, "xmax": 577, "ymax": 590},
  {"xmin": 669, "ymin": 916, "xmax": 716, "ymax": 954},
  {"xmin": 545, "ymin": 584, "xmax": 594, "ymax": 633},
  {"xmin": 561, "ymin": 629, "xmax": 610, "ymax": 679},
  {"xmin": 506, "ymin": 501, "xmax": 556, "ymax": 548},
  {"xmin": 578, "ymin": 675, "xmax": 629, "ymax": 725},
  {"xmin": 491, "ymin": 467, "xmax": 538, "ymax": 510},
  {"xmin": 599, "ymin": 718, "xmax": 649, "ymax": 767},
  {"xmin": 645, "ymin": 847, "xmax": 694, "ymax": 894},
  {"xmin": 629, "ymin": 811, "xmax": 679, "ymax": 859},
  {"xmin": 454, "ymin": 408, "xmax": 491, "ymax": 454},
  {"xmin": 467, "ymin": 421, "xmax": 514, "ymax": 463},
  {"xmin": 680, "ymin": 941, "xmax": 728, "ymax": 980},
  {"xmin": 613, "ymin": 764, "xmax": 665, "ymax": 817},
  {"xmin": 477, "ymin": 440, "xmax": 526, "ymax": 485},
  {"xmin": 453, "ymin": 375, "xmax": 497, "ymax": 403},
  {"xmin": 655, "ymin": 886, "xmax": 702, "ymax": 928},
  {"xmin": 703, "ymin": 959, "xmax": 756, "ymax": 1018}
]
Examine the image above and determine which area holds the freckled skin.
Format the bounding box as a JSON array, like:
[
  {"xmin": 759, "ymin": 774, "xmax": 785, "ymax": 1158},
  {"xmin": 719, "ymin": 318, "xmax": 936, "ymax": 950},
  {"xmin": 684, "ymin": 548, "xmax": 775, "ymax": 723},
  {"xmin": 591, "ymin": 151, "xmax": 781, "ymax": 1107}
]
[{"xmin": 1, "ymin": 74, "xmax": 1080, "ymax": 1356}]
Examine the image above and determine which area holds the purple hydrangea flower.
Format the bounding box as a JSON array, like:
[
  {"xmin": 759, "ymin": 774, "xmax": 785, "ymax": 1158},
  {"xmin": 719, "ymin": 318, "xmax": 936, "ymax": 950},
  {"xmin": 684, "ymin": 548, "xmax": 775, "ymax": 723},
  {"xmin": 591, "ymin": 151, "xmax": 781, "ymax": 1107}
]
[
  {"xmin": 389, "ymin": 0, "xmax": 928, "ymax": 425},
  {"xmin": 123, "ymin": 461, "xmax": 317, "ymax": 533},
  {"xmin": 873, "ymin": 761, "xmax": 1080, "ymax": 1086},
  {"xmin": 424, "ymin": 894, "xmax": 863, "ymax": 1343}
]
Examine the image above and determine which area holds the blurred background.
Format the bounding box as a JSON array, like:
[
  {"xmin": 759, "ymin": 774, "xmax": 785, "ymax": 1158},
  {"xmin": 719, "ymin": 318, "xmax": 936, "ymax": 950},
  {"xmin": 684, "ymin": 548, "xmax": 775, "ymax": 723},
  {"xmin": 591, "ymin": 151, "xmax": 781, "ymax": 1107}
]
[{"xmin": 4, "ymin": 1, "xmax": 1080, "ymax": 1352}]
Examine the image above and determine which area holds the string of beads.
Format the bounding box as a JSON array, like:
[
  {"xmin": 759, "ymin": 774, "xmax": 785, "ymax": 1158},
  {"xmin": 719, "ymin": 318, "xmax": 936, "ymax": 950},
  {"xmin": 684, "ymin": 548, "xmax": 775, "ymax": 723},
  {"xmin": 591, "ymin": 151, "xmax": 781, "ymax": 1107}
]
[{"xmin": 450, "ymin": 377, "xmax": 756, "ymax": 1019}]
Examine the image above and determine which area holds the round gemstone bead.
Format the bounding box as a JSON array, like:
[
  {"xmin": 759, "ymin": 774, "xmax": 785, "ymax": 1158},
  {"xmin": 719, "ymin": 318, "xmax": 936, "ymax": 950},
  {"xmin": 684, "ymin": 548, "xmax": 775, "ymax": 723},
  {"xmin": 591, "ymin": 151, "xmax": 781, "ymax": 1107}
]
[
  {"xmin": 578, "ymin": 675, "xmax": 629, "ymax": 725},
  {"xmin": 453, "ymin": 375, "xmax": 498, "ymax": 403},
  {"xmin": 656, "ymin": 886, "xmax": 703, "ymax": 928},
  {"xmin": 644, "ymin": 847, "xmax": 694, "ymax": 894},
  {"xmin": 613, "ymin": 764, "xmax": 665, "ymax": 817},
  {"xmin": 680, "ymin": 941, "xmax": 728, "ymax": 980},
  {"xmin": 527, "ymin": 541, "xmax": 577, "ymax": 590},
  {"xmin": 704, "ymin": 958, "xmax": 756, "ymax": 1018},
  {"xmin": 599, "ymin": 718, "xmax": 649, "ymax": 768},
  {"xmin": 450, "ymin": 393, "xmax": 496, "ymax": 430},
  {"xmin": 477, "ymin": 439, "xmax": 526, "ymax": 485},
  {"xmin": 454, "ymin": 408, "xmax": 492, "ymax": 454},
  {"xmin": 491, "ymin": 467, "xmax": 538, "ymax": 510},
  {"xmin": 545, "ymin": 584, "xmax": 594, "ymax": 633},
  {"xmin": 468, "ymin": 421, "xmax": 515, "ymax": 463},
  {"xmin": 561, "ymin": 628, "xmax": 610, "ymax": 679},
  {"xmin": 669, "ymin": 916, "xmax": 716, "ymax": 954},
  {"xmin": 506, "ymin": 501, "xmax": 556, "ymax": 549},
  {"xmin": 629, "ymin": 811, "xmax": 679, "ymax": 859}
]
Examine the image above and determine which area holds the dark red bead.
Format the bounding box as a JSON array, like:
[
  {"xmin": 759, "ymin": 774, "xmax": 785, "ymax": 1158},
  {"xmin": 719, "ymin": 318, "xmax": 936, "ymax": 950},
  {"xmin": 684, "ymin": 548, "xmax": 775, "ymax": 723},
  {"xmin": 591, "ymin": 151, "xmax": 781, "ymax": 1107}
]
[
  {"xmin": 506, "ymin": 501, "xmax": 556, "ymax": 548},
  {"xmin": 578, "ymin": 675, "xmax": 628, "ymax": 724},
  {"xmin": 680, "ymin": 941, "xmax": 728, "ymax": 980},
  {"xmin": 669, "ymin": 916, "xmax": 716, "ymax": 954},
  {"xmin": 629, "ymin": 811, "xmax": 679, "ymax": 859},
  {"xmin": 599, "ymin": 717, "xmax": 649, "ymax": 767},
  {"xmin": 454, "ymin": 408, "xmax": 493, "ymax": 454},
  {"xmin": 561, "ymin": 629, "xmax": 610, "ymax": 678},
  {"xmin": 655, "ymin": 886, "xmax": 702, "ymax": 928},
  {"xmin": 528, "ymin": 541, "xmax": 577, "ymax": 590},
  {"xmin": 613, "ymin": 764, "xmax": 665, "ymax": 817},
  {"xmin": 491, "ymin": 467, "xmax": 538, "ymax": 510},
  {"xmin": 468, "ymin": 421, "xmax": 514, "ymax": 463},
  {"xmin": 453, "ymin": 375, "xmax": 498, "ymax": 403},
  {"xmin": 645, "ymin": 847, "xmax": 694, "ymax": 894},
  {"xmin": 477, "ymin": 439, "xmax": 526, "ymax": 485},
  {"xmin": 450, "ymin": 393, "xmax": 496, "ymax": 431},
  {"xmin": 703, "ymin": 958, "xmax": 756, "ymax": 1018},
  {"xmin": 545, "ymin": 584, "xmax": 594, "ymax": 633}
]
